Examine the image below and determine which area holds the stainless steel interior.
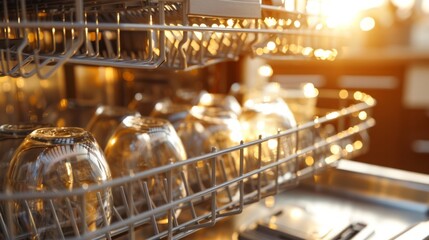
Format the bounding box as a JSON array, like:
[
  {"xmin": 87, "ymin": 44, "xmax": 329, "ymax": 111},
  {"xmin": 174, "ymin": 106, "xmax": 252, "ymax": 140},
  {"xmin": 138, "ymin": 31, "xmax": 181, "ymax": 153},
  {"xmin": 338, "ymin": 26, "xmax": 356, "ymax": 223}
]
[{"xmin": 186, "ymin": 159, "xmax": 429, "ymax": 240}]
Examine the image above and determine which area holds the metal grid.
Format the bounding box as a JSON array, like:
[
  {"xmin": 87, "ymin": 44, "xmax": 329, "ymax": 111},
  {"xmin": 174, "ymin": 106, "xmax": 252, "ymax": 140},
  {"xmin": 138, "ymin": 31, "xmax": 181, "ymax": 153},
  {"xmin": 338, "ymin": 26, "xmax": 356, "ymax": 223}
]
[
  {"xmin": 0, "ymin": 90, "xmax": 376, "ymax": 240},
  {"xmin": 0, "ymin": 0, "xmax": 344, "ymax": 78}
]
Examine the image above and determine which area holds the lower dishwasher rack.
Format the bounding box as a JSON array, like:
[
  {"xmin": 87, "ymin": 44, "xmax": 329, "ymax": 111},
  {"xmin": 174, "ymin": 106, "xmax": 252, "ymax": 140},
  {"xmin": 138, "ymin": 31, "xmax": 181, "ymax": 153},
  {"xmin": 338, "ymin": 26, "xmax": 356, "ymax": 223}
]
[{"xmin": 0, "ymin": 89, "xmax": 376, "ymax": 240}]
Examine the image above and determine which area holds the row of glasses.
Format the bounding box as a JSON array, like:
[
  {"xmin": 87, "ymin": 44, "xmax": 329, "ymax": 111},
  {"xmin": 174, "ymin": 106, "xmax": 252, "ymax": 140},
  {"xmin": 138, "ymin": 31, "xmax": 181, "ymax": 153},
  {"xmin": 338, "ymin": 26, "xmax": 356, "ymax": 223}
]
[
  {"xmin": 1, "ymin": 85, "xmax": 345, "ymax": 238},
  {"xmin": 1, "ymin": 126, "xmax": 112, "ymax": 239},
  {"xmin": 0, "ymin": 116, "xmax": 188, "ymax": 238},
  {"xmin": 144, "ymin": 90, "xmax": 299, "ymax": 204}
]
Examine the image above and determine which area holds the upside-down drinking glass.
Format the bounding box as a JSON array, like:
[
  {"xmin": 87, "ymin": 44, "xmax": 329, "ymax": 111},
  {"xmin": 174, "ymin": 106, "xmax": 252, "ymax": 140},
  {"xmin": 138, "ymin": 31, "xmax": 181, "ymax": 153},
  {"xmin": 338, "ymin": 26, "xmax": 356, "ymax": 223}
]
[
  {"xmin": 86, "ymin": 105, "xmax": 140, "ymax": 150},
  {"xmin": 104, "ymin": 116, "xmax": 187, "ymax": 223},
  {"xmin": 0, "ymin": 123, "xmax": 50, "ymax": 192},
  {"xmin": 6, "ymin": 127, "xmax": 112, "ymax": 239},
  {"xmin": 239, "ymin": 96, "xmax": 297, "ymax": 191},
  {"xmin": 177, "ymin": 106, "xmax": 243, "ymax": 204}
]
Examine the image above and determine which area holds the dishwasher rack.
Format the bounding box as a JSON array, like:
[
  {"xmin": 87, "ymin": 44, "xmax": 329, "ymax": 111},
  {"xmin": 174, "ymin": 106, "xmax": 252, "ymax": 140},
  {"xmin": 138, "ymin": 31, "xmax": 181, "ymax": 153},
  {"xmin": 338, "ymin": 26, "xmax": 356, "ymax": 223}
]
[
  {"xmin": 0, "ymin": 0, "xmax": 344, "ymax": 78},
  {"xmin": 0, "ymin": 89, "xmax": 376, "ymax": 240}
]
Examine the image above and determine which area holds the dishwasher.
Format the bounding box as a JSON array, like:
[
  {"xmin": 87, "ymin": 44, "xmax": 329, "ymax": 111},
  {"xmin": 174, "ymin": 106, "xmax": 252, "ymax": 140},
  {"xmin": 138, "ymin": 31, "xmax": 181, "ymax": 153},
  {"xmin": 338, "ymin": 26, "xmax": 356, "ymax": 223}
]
[{"xmin": 0, "ymin": 0, "xmax": 428, "ymax": 240}]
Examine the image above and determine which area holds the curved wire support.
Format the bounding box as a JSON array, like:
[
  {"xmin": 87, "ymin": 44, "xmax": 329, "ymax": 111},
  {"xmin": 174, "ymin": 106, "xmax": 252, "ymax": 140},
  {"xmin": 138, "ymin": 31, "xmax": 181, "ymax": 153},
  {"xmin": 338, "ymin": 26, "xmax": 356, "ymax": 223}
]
[{"xmin": 33, "ymin": 0, "xmax": 85, "ymax": 79}]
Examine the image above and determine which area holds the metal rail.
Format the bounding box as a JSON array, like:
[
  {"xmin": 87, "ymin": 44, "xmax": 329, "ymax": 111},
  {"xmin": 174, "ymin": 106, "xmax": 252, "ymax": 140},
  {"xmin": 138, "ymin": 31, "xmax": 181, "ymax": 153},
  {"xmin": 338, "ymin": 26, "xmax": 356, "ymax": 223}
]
[
  {"xmin": 0, "ymin": 0, "xmax": 344, "ymax": 78},
  {"xmin": 0, "ymin": 90, "xmax": 376, "ymax": 240}
]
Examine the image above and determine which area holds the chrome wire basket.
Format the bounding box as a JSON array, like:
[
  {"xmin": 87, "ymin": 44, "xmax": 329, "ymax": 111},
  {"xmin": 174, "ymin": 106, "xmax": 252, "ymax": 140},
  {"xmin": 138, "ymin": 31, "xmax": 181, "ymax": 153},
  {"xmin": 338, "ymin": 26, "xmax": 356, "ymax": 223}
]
[
  {"xmin": 0, "ymin": 89, "xmax": 376, "ymax": 240},
  {"xmin": 0, "ymin": 0, "xmax": 344, "ymax": 79}
]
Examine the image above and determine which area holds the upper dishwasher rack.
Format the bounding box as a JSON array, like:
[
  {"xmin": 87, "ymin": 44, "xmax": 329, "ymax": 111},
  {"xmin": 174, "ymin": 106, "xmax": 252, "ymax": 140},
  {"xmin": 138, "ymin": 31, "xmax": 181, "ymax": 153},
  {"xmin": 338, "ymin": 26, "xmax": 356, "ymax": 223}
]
[{"xmin": 0, "ymin": 0, "xmax": 343, "ymax": 78}]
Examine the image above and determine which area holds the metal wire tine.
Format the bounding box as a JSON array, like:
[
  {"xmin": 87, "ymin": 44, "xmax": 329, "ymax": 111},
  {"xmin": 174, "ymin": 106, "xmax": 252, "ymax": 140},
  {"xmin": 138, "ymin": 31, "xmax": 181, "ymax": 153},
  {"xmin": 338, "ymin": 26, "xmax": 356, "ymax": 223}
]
[
  {"xmin": 113, "ymin": 205, "xmax": 123, "ymax": 221},
  {"xmin": 239, "ymin": 140, "xmax": 244, "ymax": 212},
  {"xmin": 180, "ymin": 147, "xmax": 216, "ymax": 232},
  {"xmin": 0, "ymin": 210, "xmax": 10, "ymax": 240},
  {"xmin": 311, "ymin": 126, "xmax": 317, "ymax": 175},
  {"xmin": 142, "ymin": 181, "xmax": 160, "ymax": 235},
  {"xmin": 154, "ymin": 174, "xmax": 168, "ymax": 204},
  {"xmin": 84, "ymin": 11, "xmax": 90, "ymax": 56},
  {"xmin": 95, "ymin": 11, "xmax": 100, "ymax": 57},
  {"xmin": 167, "ymin": 159, "xmax": 173, "ymax": 240},
  {"xmin": 177, "ymin": 0, "xmax": 189, "ymax": 69},
  {"xmin": 116, "ymin": 11, "xmax": 121, "ymax": 59},
  {"xmin": 180, "ymin": 171, "xmax": 197, "ymax": 220},
  {"xmin": 66, "ymin": 197, "xmax": 80, "ymax": 237},
  {"xmin": 275, "ymin": 129, "xmax": 281, "ymax": 194},
  {"xmin": 5, "ymin": 189, "xmax": 15, "ymax": 239},
  {"xmin": 219, "ymin": 158, "xmax": 233, "ymax": 202},
  {"xmin": 48, "ymin": 199, "xmax": 65, "ymax": 240},
  {"xmin": 126, "ymin": 182, "xmax": 135, "ymax": 240},
  {"xmin": 36, "ymin": 0, "xmax": 85, "ymax": 79},
  {"xmin": 24, "ymin": 200, "xmax": 39, "ymax": 238},
  {"xmin": 96, "ymin": 192, "xmax": 112, "ymax": 240},
  {"xmin": 119, "ymin": 185, "xmax": 130, "ymax": 216},
  {"xmin": 216, "ymin": 155, "xmax": 243, "ymax": 218},
  {"xmin": 257, "ymin": 135, "xmax": 262, "ymax": 201},
  {"xmin": 194, "ymin": 165, "xmax": 206, "ymax": 201},
  {"xmin": 217, "ymin": 31, "xmax": 226, "ymax": 56},
  {"xmin": 35, "ymin": 5, "xmax": 41, "ymax": 52},
  {"xmin": 162, "ymin": 177, "xmax": 179, "ymax": 228},
  {"xmin": 80, "ymin": 194, "xmax": 87, "ymax": 235},
  {"xmin": 0, "ymin": 50, "xmax": 8, "ymax": 75},
  {"xmin": 17, "ymin": 0, "xmax": 32, "ymax": 78},
  {"xmin": 167, "ymin": 36, "xmax": 177, "ymax": 67},
  {"xmin": 210, "ymin": 147, "xmax": 217, "ymax": 221},
  {"xmin": 234, "ymin": 25, "xmax": 246, "ymax": 56},
  {"xmin": 49, "ymin": 14, "xmax": 57, "ymax": 55},
  {"xmin": 197, "ymin": 32, "xmax": 206, "ymax": 64},
  {"xmin": 185, "ymin": 37, "xmax": 194, "ymax": 65},
  {"xmin": 102, "ymin": 31, "xmax": 115, "ymax": 59},
  {"xmin": 157, "ymin": 0, "xmax": 166, "ymax": 66},
  {"xmin": 294, "ymin": 124, "xmax": 300, "ymax": 185},
  {"xmin": 62, "ymin": 7, "xmax": 67, "ymax": 55}
]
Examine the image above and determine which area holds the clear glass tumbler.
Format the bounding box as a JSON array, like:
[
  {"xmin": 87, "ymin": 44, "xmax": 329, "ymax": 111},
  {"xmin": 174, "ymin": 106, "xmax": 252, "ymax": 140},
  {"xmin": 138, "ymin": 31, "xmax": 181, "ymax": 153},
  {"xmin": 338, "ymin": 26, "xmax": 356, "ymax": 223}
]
[
  {"xmin": 86, "ymin": 105, "xmax": 140, "ymax": 150},
  {"xmin": 43, "ymin": 99, "xmax": 98, "ymax": 128},
  {"xmin": 6, "ymin": 127, "xmax": 112, "ymax": 239},
  {"xmin": 177, "ymin": 106, "xmax": 243, "ymax": 204},
  {"xmin": 196, "ymin": 93, "xmax": 242, "ymax": 116},
  {"xmin": 104, "ymin": 116, "xmax": 187, "ymax": 223},
  {"xmin": 239, "ymin": 96, "xmax": 297, "ymax": 191},
  {"xmin": 150, "ymin": 98, "xmax": 191, "ymax": 131},
  {"xmin": 0, "ymin": 123, "xmax": 50, "ymax": 192}
]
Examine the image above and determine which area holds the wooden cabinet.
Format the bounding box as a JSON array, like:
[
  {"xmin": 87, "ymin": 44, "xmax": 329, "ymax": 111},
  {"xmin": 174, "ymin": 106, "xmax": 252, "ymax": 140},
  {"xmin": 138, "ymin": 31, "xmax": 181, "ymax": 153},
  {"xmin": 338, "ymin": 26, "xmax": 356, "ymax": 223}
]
[{"xmin": 269, "ymin": 58, "xmax": 429, "ymax": 174}]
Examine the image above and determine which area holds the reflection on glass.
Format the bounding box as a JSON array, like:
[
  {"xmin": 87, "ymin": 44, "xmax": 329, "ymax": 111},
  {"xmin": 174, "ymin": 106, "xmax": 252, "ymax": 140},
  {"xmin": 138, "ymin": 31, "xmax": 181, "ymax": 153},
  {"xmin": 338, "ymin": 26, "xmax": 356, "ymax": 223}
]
[
  {"xmin": 6, "ymin": 127, "xmax": 112, "ymax": 239},
  {"xmin": 43, "ymin": 99, "xmax": 98, "ymax": 128},
  {"xmin": 177, "ymin": 106, "xmax": 242, "ymax": 204},
  {"xmin": 196, "ymin": 93, "xmax": 242, "ymax": 116},
  {"xmin": 127, "ymin": 93, "xmax": 157, "ymax": 116},
  {"xmin": 104, "ymin": 116, "xmax": 187, "ymax": 223},
  {"xmin": 86, "ymin": 105, "xmax": 140, "ymax": 150},
  {"xmin": 0, "ymin": 123, "xmax": 50, "ymax": 192},
  {"xmin": 264, "ymin": 82, "xmax": 318, "ymax": 124},
  {"xmin": 150, "ymin": 99, "xmax": 191, "ymax": 130},
  {"xmin": 174, "ymin": 88, "xmax": 207, "ymax": 105},
  {"xmin": 239, "ymin": 96, "xmax": 297, "ymax": 190}
]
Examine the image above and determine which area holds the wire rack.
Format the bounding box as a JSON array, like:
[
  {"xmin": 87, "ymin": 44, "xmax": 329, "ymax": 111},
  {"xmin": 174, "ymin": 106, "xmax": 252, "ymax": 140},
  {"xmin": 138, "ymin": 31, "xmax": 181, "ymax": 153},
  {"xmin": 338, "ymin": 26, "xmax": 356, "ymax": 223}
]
[
  {"xmin": 0, "ymin": 0, "xmax": 344, "ymax": 79},
  {"xmin": 0, "ymin": 89, "xmax": 376, "ymax": 240}
]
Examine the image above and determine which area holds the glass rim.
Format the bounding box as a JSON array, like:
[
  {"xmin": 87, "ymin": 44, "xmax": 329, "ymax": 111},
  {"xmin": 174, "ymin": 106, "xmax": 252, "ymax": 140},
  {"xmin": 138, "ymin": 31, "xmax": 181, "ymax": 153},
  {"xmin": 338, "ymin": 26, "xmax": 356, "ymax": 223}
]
[
  {"xmin": 0, "ymin": 123, "xmax": 51, "ymax": 137},
  {"xmin": 121, "ymin": 116, "xmax": 173, "ymax": 133},
  {"xmin": 29, "ymin": 127, "xmax": 91, "ymax": 144}
]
